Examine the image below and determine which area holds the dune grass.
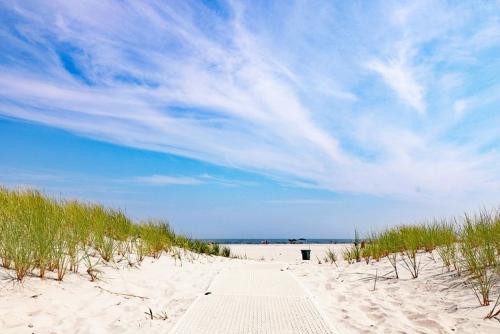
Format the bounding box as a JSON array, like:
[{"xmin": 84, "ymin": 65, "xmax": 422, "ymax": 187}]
[
  {"xmin": 323, "ymin": 248, "xmax": 338, "ymax": 266},
  {"xmin": 0, "ymin": 186, "xmax": 230, "ymax": 282},
  {"xmin": 347, "ymin": 208, "xmax": 499, "ymax": 316},
  {"xmin": 342, "ymin": 230, "xmax": 362, "ymax": 263},
  {"xmin": 220, "ymin": 246, "xmax": 231, "ymax": 258}
]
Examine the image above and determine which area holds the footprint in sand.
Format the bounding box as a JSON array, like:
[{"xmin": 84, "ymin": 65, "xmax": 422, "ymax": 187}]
[{"xmin": 445, "ymin": 303, "xmax": 458, "ymax": 313}]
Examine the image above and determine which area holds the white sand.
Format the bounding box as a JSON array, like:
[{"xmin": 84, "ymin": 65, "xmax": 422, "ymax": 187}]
[
  {"xmin": 1, "ymin": 244, "xmax": 499, "ymax": 333},
  {"xmin": 0, "ymin": 253, "xmax": 227, "ymax": 333},
  {"xmin": 229, "ymin": 244, "xmax": 500, "ymax": 333}
]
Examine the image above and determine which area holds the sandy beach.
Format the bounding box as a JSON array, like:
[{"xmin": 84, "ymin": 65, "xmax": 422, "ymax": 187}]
[
  {"xmin": 2, "ymin": 1, "xmax": 499, "ymax": 333},
  {"xmin": 1, "ymin": 243, "xmax": 498, "ymax": 333}
]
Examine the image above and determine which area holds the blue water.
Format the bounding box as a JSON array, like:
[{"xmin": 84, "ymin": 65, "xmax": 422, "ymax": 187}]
[{"xmin": 201, "ymin": 238, "xmax": 353, "ymax": 244}]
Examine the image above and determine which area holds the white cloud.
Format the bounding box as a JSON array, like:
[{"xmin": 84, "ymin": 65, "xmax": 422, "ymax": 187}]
[
  {"xmin": 135, "ymin": 175, "xmax": 203, "ymax": 186},
  {"xmin": 266, "ymin": 199, "xmax": 338, "ymax": 205},
  {"xmin": 0, "ymin": 0, "xmax": 499, "ymax": 203},
  {"xmin": 133, "ymin": 174, "xmax": 258, "ymax": 187},
  {"xmin": 366, "ymin": 49, "xmax": 426, "ymax": 114},
  {"xmin": 453, "ymin": 99, "xmax": 468, "ymax": 116}
]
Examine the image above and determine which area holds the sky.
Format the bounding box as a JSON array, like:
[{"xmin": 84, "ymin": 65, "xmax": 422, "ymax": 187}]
[{"xmin": 0, "ymin": 0, "xmax": 499, "ymax": 238}]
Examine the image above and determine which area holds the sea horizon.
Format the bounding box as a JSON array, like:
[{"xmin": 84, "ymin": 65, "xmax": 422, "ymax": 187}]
[
  {"xmin": 201, "ymin": 238, "xmax": 353, "ymax": 245},
  {"xmin": 1, "ymin": 1, "xmax": 499, "ymax": 332}
]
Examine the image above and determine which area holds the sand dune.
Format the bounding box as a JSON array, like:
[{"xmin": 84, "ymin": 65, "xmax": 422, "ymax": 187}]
[
  {"xmin": 1, "ymin": 244, "xmax": 499, "ymax": 333},
  {"xmin": 0, "ymin": 253, "xmax": 226, "ymax": 333},
  {"xmin": 225, "ymin": 244, "xmax": 499, "ymax": 333},
  {"xmin": 288, "ymin": 246, "xmax": 499, "ymax": 334}
]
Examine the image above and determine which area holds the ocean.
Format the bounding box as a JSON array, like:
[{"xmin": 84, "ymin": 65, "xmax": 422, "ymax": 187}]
[{"xmin": 201, "ymin": 238, "xmax": 353, "ymax": 244}]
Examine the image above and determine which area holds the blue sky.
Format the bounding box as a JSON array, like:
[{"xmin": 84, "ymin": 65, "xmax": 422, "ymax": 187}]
[{"xmin": 0, "ymin": 0, "xmax": 499, "ymax": 238}]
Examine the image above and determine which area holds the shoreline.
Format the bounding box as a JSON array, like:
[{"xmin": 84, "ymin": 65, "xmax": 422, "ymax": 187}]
[{"xmin": 202, "ymin": 239, "xmax": 353, "ymax": 245}]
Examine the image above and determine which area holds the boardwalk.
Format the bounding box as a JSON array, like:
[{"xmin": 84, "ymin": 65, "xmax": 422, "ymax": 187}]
[{"xmin": 169, "ymin": 262, "xmax": 335, "ymax": 334}]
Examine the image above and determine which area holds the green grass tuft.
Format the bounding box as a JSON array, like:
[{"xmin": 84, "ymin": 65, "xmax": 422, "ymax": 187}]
[{"xmin": 0, "ymin": 186, "xmax": 222, "ymax": 282}]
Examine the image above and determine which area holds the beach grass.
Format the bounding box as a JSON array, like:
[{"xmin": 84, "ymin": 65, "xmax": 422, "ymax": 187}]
[
  {"xmin": 323, "ymin": 248, "xmax": 338, "ymax": 266},
  {"xmin": 350, "ymin": 208, "xmax": 499, "ymax": 314},
  {"xmin": 0, "ymin": 186, "xmax": 225, "ymax": 282},
  {"xmin": 220, "ymin": 246, "xmax": 231, "ymax": 257},
  {"xmin": 342, "ymin": 229, "xmax": 362, "ymax": 263}
]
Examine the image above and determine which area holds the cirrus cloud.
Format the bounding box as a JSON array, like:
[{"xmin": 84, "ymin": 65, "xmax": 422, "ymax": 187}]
[{"xmin": 0, "ymin": 0, "xmax": 499, "ymax": 204}]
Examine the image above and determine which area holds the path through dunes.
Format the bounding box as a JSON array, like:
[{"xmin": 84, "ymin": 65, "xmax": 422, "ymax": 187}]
[{"xmin": 169, "ymin": 262, "xmax": 335, "ymax": 334}]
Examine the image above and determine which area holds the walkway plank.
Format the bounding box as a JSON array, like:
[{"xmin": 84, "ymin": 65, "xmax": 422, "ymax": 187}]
[{"xmin": 170, "ymin": 263, "xmax": 334, "ymax": 334}]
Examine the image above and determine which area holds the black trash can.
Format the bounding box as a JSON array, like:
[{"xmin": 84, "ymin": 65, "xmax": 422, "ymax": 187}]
[{"xmin": 301, "ymin": 249, "xmax": 311, "ymax": 260}]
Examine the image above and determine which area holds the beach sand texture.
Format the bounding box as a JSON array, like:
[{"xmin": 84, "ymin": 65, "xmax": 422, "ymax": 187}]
[{"xmin": 1, "ymin": 244, "xmax": 499, "ymax": 333}]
